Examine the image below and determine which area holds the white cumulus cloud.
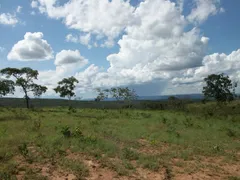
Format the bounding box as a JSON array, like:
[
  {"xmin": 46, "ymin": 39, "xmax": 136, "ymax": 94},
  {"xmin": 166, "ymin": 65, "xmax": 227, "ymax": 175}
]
[
  {"xmin": 32, "ymin": 0, "xmax": 135, "ymax": 45},
  {"xmin": 0, "ymin": 13, "xmax": 18, "ymax": 26},
  {"xmin": 187, "ymin": 0, "xmax": 223, "ymax": 24},
  {"xmin": 8, "ymin": 32, "xmax": 53, "ymax": 61},
  {"xmin": 55, "ymin": 50, "xmax": 88, "ymax": 66},
  {"xmin": 17, "ymin": 6, "xmax": 22, "ymax": 13},
  {"xmin": 31, "ymin": 1, "xmax": 38, "ymax": 8},
  {"xmin": 171, "ymin": 49, "xmax": 240, "ymax": 94},
  {"xmin": 33, "ymin": 0, "xmax": 232, "ymax": 98}
]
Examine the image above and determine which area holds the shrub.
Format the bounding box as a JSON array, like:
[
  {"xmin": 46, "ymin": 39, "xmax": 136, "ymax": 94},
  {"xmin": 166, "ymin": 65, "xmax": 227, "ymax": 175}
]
[
  {"xmin": 72, "ymin": 127, "xmax": 83, "ymax": 138},
  {"xmin": 60, "ymin": 126, "xmax": 71, "ymax": 138},
  {"xmin": 121, "ymin": 148, "xmax": 139, "ymax": 160},
  {"xmin": 32, "ymin": 119, "xmax": 41, "ymax": 131},
  {"xmin": 18, "ymin": 143, "xmax": 29, "ymax": 158}
]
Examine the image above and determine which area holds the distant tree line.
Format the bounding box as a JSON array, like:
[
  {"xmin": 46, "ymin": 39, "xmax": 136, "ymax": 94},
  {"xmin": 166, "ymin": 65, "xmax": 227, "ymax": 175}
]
[{"xmin": 0, "ymin": 67, "xmax": 238, "ymax": 109}]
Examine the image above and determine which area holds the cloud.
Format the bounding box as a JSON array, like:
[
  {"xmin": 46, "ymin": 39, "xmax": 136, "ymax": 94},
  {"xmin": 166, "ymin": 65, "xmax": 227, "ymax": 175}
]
[
  {"xmin": 32, "ymin": 0, "xmax": 135, "ymax": 45},
  {"xmin": 66, "ymin": 33, "xmax": 91, "ymax": 48},
  {"xmin": 31, "ymin": 1, "xmax": 38, "ymax": 8},
  {"xmin": 7, "ymin": 32, "xmax": 53, "ymax": 61},
  {"xmin": 106, "ymin": 0, "xmax": 208, "ymax": 83},
  {"xmin": 79, "ymin": 33, "xmax": 91, "ymax": 48},
  {"xmin": 34, "ymin": 0, "xmax": 231, "ymax": 98},
  {"xmin": 17, "ymin": 6, "xmax": 22, "ymax": 13},
  {"xmin": 187, "ymin": 0, "xmax": 223, "ymax": 24},
  {"xmin": 66, "ymin": 34, "xmax": 78, "ymax": 43},
  {"xmin": 0, "ymin": 13, "xmax": 18, "ymax": 26},
  {"xmin": 0, "ymin": 47, "xmax": 5, "ymax": 52},
  {"xmin": 55, "ymin": 50, "xmax": 88, "ymax": 67},
  {"xmin": 171, "ymin": 49, "xmax": 240, "ymax": 94}
]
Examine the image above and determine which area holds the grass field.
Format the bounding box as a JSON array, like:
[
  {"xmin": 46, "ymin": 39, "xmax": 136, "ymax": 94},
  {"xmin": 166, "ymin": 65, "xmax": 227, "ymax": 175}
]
[{"xmin": 0, "ymin": 103, "xmax": 239, "ymax": 179}]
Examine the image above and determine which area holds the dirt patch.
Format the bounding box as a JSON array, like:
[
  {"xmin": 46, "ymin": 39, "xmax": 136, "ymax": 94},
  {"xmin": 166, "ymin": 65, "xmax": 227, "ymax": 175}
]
[
  {"xmin": 14, "ymin": 155, "xmax": 76, "ymax": 180},
  {"xmin": 137, "ymin": 138, "xmax": 170, "ymax": 155},
  {"xmin": 171, "ymin": 157, "xmax": 240, "ymax": 180},
  {"xmin": 13, "ymin": 147, "xmax": 240, "ymax": 180}
]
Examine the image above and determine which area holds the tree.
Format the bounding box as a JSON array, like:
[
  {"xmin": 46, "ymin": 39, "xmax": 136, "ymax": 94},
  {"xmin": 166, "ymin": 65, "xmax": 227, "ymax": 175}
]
[
  {"xmin": 110, "ymin": 87, "xmax": 138, "ymax": 108},
  {"xmin": 0, "ymin": 67, "xmax": 47, "ymax": 108},
  {"xmin": 0, "ymin": 79, "xmax": 15, "ymax": 97},
  {"xmin": 110, "ymin": 87, "xmax": 138, "ymax": 102},
  {"xmin": 54, "ymin": 76, "xmax": 79, "ymax": 100},
  {"xmin": 202, "ymin": 73, "xmax": 237, "ymax": 103},
  {"xmin": 95, "ymin": 88, "xmax": 109, "ymax": 102}
]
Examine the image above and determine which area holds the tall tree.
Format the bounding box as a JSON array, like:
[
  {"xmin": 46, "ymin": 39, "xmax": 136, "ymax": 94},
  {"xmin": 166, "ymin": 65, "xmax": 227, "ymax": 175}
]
[
  {"xmin": 203, "ymin": 73, "xmax": 237, "ymax": 102},
  {"xmin": 0, "ymin": 67, "xmax": 47, "ymax": 108},
  {"xmin": 54, "ymin": 76, "xmax": 79, "ymax": 100},
  {"xmin": 95, "ymin": 88, "xmax": 109, "ymax": 102},
  {"xmin": 110, "ymin": 87, "xmax": 138, "ymax": 102},
  {"xmin": 110, "ymin": 87, "xmax": 138, "ymax": 108},
  {"xmin": 0, "ymin": 79, "xmax": 15, "ymax": 97}
]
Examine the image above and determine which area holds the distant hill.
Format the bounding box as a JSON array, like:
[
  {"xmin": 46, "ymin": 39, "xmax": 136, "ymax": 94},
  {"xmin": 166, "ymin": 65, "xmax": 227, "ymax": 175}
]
[
  {"xmin": 90, "ymin": 94, "xmax": 204, "ymax": 101},
  {"xmin": 0, "ymin": 94, "xmax": 203, "ymax": 108}
]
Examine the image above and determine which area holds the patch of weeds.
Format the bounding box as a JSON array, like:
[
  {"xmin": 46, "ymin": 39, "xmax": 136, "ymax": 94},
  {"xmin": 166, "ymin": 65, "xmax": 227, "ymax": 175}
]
[
  {"xmin": 121, "ymin": 148, "xmax": 139, "ymax": 160},
  {"xmin": 166, "ymin": 126, "xmax": 180, "ymax": 138},
  {"xmin": 183, "ymin": 117, "xmax": 193, "ymax": 127},
  {"xmin": 72, "ymin": 127, "xmax": 84, "ymax": 138},
  {"xmin": 24, "ymin": 168, "xmax": 47, "ymax": 180},
  {"xmin": 138, "ymin": 156, "xmax": 160, "ymax": 171},
  {"xmin": 96, "ymin": 115, "xmax": 105, "ymax": 121},
  {"xmin": 115, "ymin": 164, "xmax": 129, "ymax": 176},
  {"xmin": 150, "ymin": 139, "xmax": 157, "ymax": 145},
  {"xmin": 60, "ymin": 126, "xmax": 71, "ymax": 138},
  {"xmin": 228, "ymin": 176, "xmax": 240, "ymax": 180},
  {"xmin": 90, "ymin": 119, "xmax": 100, "ymax": 126},
  {"xmin": 18, "ymin": 143, "xmax": 29, "ymax": 158},
  {"xmin": 0, "ymin": 151, "xmax": 13, "ymax": 162},
  {"xmin": 68, "ymin": 106, "xmax": 77, "ymax": 114},
  {"xmin": 0, "ymin": 172, "xmax": 17, "ymax": 180},
  {"xmin": 32, "ymin": 119, "xmax": 41, "ymax": 131},
  {"xmin": 122, "ymin": 160, "xmax": 134, "ymax": 170},
  {"xmin": 140, "ymin": 112, "xmax": 152, "ymax": 118},
  {"xmin": 212, "ymin": 145, "xmax": 223, "ymax": 153},
  {"xmin": 18, "ymin": 143, "xmax": 34, "ymax": 163},
  {"xmin": 163, "ymin": 165, "xmax": 173, "ymax": 180},
  {"xmin": 14, "ymin": 112, "xmax": 31, "ymax": 121},
  {"xmin": 162, "ymin": 117, "xmax": 167, "ymax": 124},
  {"xmin": 226, "ymin": 128, "xmax": 237, "ymax": 138},
  {"xmin": 100, "ymin": 158, "xmax": 128, "ymax": 176},
  {"xmin": 0, "ymin": 162, "xmax": 18, "ymax": 180},
  {"xmin": 60, "ymin": 158, "xmax": 89, "ymax": 179}
]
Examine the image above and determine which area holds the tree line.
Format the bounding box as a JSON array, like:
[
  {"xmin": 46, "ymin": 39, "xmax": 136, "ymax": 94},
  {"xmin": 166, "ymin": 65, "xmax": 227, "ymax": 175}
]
[{"xmin": 0, "ymin": 67, "xmax": 238, "ymax": 108}]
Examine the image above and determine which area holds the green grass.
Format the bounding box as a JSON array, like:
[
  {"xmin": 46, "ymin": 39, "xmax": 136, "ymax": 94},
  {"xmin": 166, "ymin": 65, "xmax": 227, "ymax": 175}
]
[{"xmin": 0, "ymin": 103, "xmax": 239, "ymax": 179}]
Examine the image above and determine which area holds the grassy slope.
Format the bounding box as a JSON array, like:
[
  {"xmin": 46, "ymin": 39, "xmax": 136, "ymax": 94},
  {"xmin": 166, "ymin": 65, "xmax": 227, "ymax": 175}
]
[{"xmin": 0, "ymin": 104, "xmax": 239, "ymax": 179}]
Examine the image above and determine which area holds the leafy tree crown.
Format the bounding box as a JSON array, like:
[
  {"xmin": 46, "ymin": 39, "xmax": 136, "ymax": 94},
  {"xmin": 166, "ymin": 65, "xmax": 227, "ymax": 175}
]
[{"xmin": 54, "ymin": 76, "xmax": 79, "ymax": 100}]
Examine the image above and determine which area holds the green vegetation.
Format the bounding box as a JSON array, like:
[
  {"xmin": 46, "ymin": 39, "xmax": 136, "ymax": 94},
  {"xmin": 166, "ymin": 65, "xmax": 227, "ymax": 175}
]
[
  {"xmin": 0, "ymin": 67, "xmax": 47, "ymax": 108},
  {"xmin": 54, "ymin": 76, "xmax": 79, "ymax": 100},
  {"xmin": 0, "ymin": 79, "xmax": 15, "ymax": 97},
  {"xmin": 0, "ymin": 102, "xmax": 239, "ymax": 179},
  {"xmin": 0, "ymin": 69, "xmax": 239, "ymax": 179},
  {"xmin": 203, "ymin": 73, "xmax": 237, "ymax": 102}
]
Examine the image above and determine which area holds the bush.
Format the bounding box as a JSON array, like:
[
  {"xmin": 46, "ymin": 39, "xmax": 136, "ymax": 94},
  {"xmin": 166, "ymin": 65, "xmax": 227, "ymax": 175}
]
[
  {"xmin": 121, "ymin": 148, "xmax": 139, "ymax": 160},
  {"xmin": 60, "ymin": 126, "xmax": 71, "ymax": 138}
]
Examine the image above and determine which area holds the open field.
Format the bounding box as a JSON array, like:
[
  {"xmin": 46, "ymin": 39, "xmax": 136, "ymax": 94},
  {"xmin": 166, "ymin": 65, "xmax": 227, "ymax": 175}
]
[{"xmin": 0, "ymin": 103, "xmax": 240, "ymax": 180}]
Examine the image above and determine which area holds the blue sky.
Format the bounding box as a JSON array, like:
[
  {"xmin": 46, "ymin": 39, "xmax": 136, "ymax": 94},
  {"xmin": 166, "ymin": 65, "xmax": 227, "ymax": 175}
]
[{"xmin": 0, "ymin": 0, "xmax": 240, "ymax": 98}]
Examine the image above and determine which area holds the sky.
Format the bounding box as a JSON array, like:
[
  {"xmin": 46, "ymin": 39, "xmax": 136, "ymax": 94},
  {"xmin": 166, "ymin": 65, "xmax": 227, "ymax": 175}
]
[{"xmin": 0, "ymin": 0, "xmax": 240, "ymax": 99}]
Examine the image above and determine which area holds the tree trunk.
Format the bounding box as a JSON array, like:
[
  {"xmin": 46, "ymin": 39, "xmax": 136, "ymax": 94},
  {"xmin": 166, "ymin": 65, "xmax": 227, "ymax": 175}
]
[{"xmin": 25, "ymin": 95, "xmax": 29, "ymax": 109}]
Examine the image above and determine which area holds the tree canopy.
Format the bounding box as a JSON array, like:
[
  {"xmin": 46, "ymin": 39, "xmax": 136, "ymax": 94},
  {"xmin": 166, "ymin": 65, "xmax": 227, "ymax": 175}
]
[
  {"xmin": 0, "ymin": 67, "xmax": 47, "ymax": 108},
  {"xmin": 202, "ymin": 73, "xmax": 237, "ymax": 102},
  {"xmin": 0, "ymin": 79, "xmax": 15, "ymax": 97},
  {"xmin": 54, "ymin": 76, "xmax": 79, "ymax": 100}
]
